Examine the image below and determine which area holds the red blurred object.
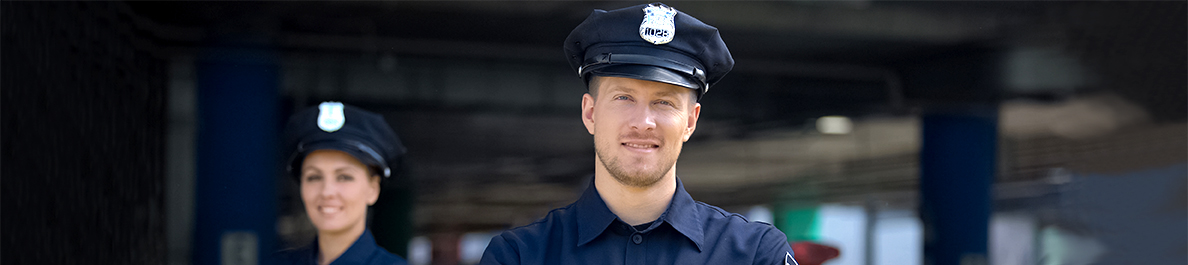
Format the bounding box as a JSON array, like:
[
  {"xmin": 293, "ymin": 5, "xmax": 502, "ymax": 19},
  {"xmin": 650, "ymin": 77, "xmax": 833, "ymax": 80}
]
[{"xmin": 790, "ymin": 241, "xmax": 840, "ymax": 265}]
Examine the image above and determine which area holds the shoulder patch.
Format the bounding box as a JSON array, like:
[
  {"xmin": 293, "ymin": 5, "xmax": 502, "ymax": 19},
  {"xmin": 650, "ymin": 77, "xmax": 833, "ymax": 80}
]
[{"xmin": 785, "ymin": 251, "xmax": 798, "ymax": 265}]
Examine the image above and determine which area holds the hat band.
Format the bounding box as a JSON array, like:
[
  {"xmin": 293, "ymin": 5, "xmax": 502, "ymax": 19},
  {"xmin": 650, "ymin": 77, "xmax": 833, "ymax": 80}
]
[
  {"xmin": 292, "ymin": 139, "xmax": 391, "ymax": 178},
  {"xmin": 578, "ymin": 53, "xmax": 708, "ymax": 90}
]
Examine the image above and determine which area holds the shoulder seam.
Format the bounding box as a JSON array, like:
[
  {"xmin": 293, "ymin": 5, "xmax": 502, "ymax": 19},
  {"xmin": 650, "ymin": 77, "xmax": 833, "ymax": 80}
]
[
  {"xmin": 505, "ymin": 202, "xmax": 578, "ymax": 231},
  {"xmin": 695, "ymin": 200, "xmax": 752, "ymax": 222}
]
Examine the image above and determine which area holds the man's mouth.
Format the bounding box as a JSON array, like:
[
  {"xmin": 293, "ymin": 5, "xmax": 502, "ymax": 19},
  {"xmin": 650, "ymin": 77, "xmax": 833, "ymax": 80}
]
[
  {"xmin": 623, "ymin": 142, "xmax": 659, "ymax": 148},
  {"xmin": 621, "ymin": 138, "xmax": 661, "ymax": 152}
]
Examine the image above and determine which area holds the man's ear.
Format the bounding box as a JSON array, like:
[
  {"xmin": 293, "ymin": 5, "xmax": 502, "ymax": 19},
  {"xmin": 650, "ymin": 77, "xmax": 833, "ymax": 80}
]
[
  {"xmin": 582, "ymin": 93, "xmax": 596, "ymax": 135},
  {"xmin": 682, "ymin": 102, "xmax": 701, "ymax": 142}
]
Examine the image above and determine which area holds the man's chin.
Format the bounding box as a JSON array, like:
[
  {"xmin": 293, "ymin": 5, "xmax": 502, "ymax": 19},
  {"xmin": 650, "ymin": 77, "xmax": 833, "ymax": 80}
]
[
  {"xmin": 610, "ymin": 174, "xmax": 663, "ymax": 187},
  {"xmin": 597, "ymin": 147, "xmax": 677, "ymax": 187},
  {"xmin": 607, "ymin": 166, "xmax": 670, "ymax": 187}
]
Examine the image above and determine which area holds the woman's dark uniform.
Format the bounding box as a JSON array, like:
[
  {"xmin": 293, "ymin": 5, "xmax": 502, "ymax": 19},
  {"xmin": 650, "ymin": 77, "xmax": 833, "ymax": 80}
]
[{"xmin": 272, "ymin": 102, "xmax": 409, "ymax": 265}]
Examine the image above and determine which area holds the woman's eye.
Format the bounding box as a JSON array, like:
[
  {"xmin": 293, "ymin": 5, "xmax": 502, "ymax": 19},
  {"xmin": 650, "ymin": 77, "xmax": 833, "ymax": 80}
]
[
  {"xmin": 304, "ymin": 175, "xmax": 322, "ymax": 182},
  {"xmin": 337, "ymin": 175, "xmax": 354, "ymax": 182}
]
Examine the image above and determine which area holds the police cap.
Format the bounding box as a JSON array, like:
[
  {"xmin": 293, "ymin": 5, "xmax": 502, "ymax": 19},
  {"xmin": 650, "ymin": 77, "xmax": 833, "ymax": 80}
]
[
  {"xmin": 564, "ymin": 2, "xmax": 734, "ymax": 101},
  {"xmin": 283, "ymin": 102, "xmax": 406, "ymax": 181}
]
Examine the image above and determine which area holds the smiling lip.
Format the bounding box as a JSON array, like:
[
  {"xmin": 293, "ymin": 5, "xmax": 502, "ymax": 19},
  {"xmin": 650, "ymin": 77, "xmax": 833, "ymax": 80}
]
[
  {"xmin": 318, "ymin": 205, "xmax": 343, "ymax": 215},
  {"xmin": 621, "ymin": 140, "xmax": 661, "ymax": 152}
]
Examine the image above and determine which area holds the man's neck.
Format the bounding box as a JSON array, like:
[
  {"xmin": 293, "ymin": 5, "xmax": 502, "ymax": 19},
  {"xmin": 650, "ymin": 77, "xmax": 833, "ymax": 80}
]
[
  {"xmin": 593, "ymin": 162, "xmax": 678, "ymax": 226},
  {"xmin": 316, "ymin": 223, "xmax": 365, "ymax": 265}
]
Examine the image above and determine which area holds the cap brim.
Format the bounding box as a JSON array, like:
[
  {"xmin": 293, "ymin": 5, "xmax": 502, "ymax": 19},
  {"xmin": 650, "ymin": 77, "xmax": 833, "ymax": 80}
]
[
  {"xmin": 586, "ymin": 64, "xmax": 703, "ymax": 91},
  {"xmin": 292, "ymin": 141, "xmax": 387, "ymax": 178}
]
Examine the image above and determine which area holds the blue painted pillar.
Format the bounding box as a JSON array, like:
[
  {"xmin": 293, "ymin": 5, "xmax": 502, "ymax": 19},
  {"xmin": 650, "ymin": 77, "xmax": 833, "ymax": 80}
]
[
  {"xmin": 194, "ymin": 46, "xmax": 279, "ymax": 265},
  {"xmin": 919, "ymin": 107, "xmax": 997, "ymax": 265}
]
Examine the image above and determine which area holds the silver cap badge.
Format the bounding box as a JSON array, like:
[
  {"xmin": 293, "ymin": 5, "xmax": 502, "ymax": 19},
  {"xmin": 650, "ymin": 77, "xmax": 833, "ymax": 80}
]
[
  {"xmin": 639, "ymin": 3, "xmax": 677, "ymax": 45},
  {"xmin": 317, "ymin": 102, "xmax": 346, "ymax": 132}
]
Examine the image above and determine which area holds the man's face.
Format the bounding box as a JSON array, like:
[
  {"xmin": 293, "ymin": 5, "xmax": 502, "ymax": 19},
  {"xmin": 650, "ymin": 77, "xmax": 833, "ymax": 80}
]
[{"xmin": 582, "ymin": 76, "xmax": 701, "ymax": 187}]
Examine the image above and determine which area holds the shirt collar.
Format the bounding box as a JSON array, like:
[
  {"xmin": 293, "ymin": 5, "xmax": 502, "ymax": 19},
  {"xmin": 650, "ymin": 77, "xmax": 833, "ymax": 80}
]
[
  {"xmin": 662, "ymin": 177, "xmax": 705, "ymax": 251},
  {"xmin": 575, "ymin": 178, "xmax": 619, "ymax": 247},
  {"xmin": 574, "ymin": 177, "xmax": 705, "ymax": 252},
  {"xmin": 328, "ymin": 229, "xmax": 380, "ymax": 265}
]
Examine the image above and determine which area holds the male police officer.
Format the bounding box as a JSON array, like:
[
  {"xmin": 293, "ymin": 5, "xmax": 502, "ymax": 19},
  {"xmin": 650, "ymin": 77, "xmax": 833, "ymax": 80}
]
[{"xmin": 479, "ymin": 3, "xmax": 797, "ymax": 265}]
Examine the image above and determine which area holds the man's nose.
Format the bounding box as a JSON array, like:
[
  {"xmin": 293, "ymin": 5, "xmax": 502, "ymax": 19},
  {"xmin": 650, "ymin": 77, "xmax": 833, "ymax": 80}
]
[{"xmin": 628, "ymin": 104, "xmax": 657, "ymax": 131}]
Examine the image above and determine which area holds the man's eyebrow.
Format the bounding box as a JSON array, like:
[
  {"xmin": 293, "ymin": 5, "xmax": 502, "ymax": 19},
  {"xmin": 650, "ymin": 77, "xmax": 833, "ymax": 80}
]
[
  {"xmin": 653, "ymin": 90, "xmax": 680, "ymax": 98},
  {"xmin": 605, "ymin": 85, "xmax": 635, "ymax": 94}
]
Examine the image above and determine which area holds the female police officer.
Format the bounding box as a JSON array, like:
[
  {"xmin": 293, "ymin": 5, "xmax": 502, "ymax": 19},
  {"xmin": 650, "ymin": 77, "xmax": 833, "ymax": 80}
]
[{"xmin": 274, "ymin": 102, "xmax": 409, "ymax": 265}]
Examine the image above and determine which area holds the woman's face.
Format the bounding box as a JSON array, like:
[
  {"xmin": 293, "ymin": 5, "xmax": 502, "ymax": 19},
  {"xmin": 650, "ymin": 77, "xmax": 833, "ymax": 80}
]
[{"xmin": 300, "ymin": 149, "xmax": 380, "ymax": 235}]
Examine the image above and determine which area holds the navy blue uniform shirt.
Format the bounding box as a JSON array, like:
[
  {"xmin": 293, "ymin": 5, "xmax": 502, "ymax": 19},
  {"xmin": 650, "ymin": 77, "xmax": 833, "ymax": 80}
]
[
  {"xmin": 273, "ymin": 229, "xmax": 408, "ymax": 265},
  {"xmin": 479, "ymin": 178, "xmax": 797, "ymax": 265}
]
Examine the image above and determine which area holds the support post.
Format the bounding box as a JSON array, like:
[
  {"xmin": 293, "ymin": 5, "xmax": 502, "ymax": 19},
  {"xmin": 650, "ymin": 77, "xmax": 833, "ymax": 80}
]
[
  {"xmin": 194, "ymin": 46, "xmax": 279, "ymax": 265},
  {"xmin": 919, "ymin": 107, "xmax": 997, "ymax": 265}
]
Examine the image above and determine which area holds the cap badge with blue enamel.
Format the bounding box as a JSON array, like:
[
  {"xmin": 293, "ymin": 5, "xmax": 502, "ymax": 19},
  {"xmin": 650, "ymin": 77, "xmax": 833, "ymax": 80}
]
[
  {"xmin": 640, "ymin": 3, "xmax": 677, "ymax": 45},
  {"xmin": 317, "ymin": 102, "xmax": 346, "ymax": 132}
]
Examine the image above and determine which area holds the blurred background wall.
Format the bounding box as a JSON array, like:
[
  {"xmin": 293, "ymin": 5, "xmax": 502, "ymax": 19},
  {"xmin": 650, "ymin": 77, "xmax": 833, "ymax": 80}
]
[
  {"xmin": 2, "ymin": 1, "xmax": 1185, "ymax": 265},
  {"xmin": 2, "ymin": 2, "xmax": 168, "ymax": 264}
]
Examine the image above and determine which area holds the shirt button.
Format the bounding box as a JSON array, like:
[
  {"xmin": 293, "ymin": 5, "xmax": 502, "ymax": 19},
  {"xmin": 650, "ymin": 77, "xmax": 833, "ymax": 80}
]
[{"xmin": 632, "ymin": 234, "xmax": 643, "ymax": 244}]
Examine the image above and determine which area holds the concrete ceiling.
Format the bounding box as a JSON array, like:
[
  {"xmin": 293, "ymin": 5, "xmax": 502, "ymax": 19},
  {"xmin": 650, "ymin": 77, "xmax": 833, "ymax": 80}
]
[{"xmin": 128, "ymin": 1, "xmax": 1186, "ymax": 231}]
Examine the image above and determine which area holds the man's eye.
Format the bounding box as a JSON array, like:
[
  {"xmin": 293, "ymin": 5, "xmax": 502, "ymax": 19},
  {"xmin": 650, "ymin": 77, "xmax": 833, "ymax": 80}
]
[
  {"xmin": 656, "ymin": 100, "xmax": 674, "ymax": 106},
  {"xmin": 614, "ymin": 95, "xmax": 631, "ymax": 101}
]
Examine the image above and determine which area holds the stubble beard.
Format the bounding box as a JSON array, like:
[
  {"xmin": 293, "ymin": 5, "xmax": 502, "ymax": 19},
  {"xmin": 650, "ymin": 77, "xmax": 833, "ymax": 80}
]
[{"xmin": 595, "ymin": 138, "xmax": 680, "ymax": 188}]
